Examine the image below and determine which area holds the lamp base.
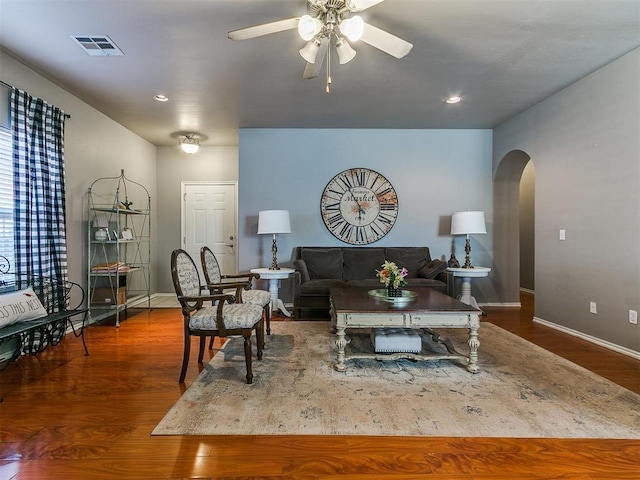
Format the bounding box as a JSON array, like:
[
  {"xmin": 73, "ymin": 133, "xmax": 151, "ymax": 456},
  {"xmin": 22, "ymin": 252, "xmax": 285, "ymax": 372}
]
[
  {"xmin": 269, "ymin": 234, "xmax": 280, "ymax": 270},
  {"xmin": 463, "ymin": 235, "xmax": 474, "ymax": 269}
]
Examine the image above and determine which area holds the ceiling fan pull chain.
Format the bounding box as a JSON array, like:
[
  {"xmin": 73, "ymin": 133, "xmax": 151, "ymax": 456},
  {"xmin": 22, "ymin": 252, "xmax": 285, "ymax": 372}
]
[{"xmin": 326, "ymin": 42, "xmax": 332, "ymax": 94}]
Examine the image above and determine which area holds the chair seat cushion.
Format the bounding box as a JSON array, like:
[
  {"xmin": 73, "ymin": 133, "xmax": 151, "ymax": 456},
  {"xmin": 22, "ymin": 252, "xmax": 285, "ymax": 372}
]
[
  {"xmin": 190, "ymin": 303, "xmax": 263, "ymax": 330},
  {"xmin": 243, "ymin": 289, "xmax": 270, "ymax": 307}
]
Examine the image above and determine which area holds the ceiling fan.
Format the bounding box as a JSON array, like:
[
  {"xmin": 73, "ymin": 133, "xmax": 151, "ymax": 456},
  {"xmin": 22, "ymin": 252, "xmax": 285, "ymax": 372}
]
[{"xmin": 228, "ymin": 0, "xmax": 413, "ymax": 92}]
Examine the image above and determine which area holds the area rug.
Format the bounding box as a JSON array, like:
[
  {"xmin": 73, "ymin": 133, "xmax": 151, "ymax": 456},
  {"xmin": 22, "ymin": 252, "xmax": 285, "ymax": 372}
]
[{"xmin": 153, "ymin": 322, "xmax": 640, "ymax": 438}]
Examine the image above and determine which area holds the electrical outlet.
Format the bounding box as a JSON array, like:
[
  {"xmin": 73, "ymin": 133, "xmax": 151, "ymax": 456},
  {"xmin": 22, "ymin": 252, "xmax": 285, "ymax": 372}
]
[
  {"xmin": 589, "ymin": 301, "xmax": 597, "ymax": 314},
  {"xmin": 630, "ymin": 310, "xmax": 638, "ymax": 325}
]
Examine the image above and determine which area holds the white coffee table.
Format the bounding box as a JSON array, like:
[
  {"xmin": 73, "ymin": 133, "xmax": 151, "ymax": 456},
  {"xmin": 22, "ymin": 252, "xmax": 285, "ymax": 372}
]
[{"xmin": 330, "ymin": 287, "xmax": 481, "ymax": 373}]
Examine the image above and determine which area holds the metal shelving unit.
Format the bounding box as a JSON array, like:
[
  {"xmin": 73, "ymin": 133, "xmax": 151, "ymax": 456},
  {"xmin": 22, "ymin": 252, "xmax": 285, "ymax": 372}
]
[{"xmin": 87, "ymin": 170, "xmax": 150, "ymax": 327}]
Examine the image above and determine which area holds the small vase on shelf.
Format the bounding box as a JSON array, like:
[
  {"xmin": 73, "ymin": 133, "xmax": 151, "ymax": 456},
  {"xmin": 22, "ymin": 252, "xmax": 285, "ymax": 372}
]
[{"xmin": 386, "ymin": 286, "xmax": 402, "ymax": 297}]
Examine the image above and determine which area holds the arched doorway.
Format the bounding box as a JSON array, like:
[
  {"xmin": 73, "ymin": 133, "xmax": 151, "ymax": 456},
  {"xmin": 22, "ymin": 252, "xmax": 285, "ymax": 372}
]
[{"xmin": 493, "ymin": 150, "xmax": 533, "ymax": 305}]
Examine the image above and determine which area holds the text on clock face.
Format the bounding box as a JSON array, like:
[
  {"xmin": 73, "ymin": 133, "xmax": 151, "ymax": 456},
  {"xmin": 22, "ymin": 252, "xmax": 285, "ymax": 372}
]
[{"xmin": 320, "ymin": 168, "xmax": 399, "ymax": 245}]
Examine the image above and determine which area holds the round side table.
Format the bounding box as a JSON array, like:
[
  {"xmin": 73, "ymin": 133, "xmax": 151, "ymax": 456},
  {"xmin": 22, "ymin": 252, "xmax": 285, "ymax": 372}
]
[
  {"xmin": 446, "ymin": 267, "xmax": 491, "ymax": 310},
  {"xmin": 250, "ymin": 267, "xmax": 295, "ymax": 317}
]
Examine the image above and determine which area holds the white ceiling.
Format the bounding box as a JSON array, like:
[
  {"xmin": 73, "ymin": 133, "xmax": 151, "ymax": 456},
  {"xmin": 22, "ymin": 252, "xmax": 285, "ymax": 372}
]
[{"xmin": 0, "ymin": 0, "xmax": 638, "ymax": 146}]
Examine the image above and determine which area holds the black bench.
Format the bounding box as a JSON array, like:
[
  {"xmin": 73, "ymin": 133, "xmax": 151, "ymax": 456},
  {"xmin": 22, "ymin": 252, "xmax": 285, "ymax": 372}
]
[{"xmin": 0, "ymin": 275, "xmax": 89, "ymax": 401}]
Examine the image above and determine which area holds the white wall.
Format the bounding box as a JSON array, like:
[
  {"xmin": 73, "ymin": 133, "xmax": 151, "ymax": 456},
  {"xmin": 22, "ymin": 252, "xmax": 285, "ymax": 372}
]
[
  {"xmin": 238, "ymin": 129, "xmax": 496, "ymax": 304},
  {"xmin": 494, "ymin": 48, "xmax": 640, "ymax": 353},
  {"xmin": 156, "ymin": 145, "xmax": 239, "ymax": 292},
  {"xmin": 0, "ymin": 50, "xmax": 157, "ymax": 293}
]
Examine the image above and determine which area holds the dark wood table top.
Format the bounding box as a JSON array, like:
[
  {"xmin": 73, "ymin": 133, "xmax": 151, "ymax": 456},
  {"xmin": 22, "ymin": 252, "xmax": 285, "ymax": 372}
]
[{"xmin": 330, "ymin": 287, "xmax": 480, "ymax": 314}]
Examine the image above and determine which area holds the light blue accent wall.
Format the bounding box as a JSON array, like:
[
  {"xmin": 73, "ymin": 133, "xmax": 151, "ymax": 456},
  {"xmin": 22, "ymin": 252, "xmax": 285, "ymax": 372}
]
[{"xmin": 238, "ymin": 129, "xmax": 496, "ymax": 302}]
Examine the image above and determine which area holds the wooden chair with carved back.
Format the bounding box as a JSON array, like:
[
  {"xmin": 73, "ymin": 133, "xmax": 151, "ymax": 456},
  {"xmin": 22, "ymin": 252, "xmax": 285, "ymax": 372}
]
[{"xmin": 171, "ymin": 249, "xmax": 264, "ymax": 384}]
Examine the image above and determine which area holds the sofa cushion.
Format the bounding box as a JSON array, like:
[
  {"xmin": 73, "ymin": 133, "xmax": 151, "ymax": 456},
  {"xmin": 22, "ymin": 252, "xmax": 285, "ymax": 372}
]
[
  {"xmin": 417, "ymin": 259, "xmax": 448, "ymax": 279},
  {"xmin": 301, "ymin": 248, "xmax": 343, "ymax": 280},
  {"xmin": 342, "ymin": 248, "xmax": 386, "ymax": 281},
  {"xmin": 384, "ymin": 247, "xmax": 431, "ymax": 278}
]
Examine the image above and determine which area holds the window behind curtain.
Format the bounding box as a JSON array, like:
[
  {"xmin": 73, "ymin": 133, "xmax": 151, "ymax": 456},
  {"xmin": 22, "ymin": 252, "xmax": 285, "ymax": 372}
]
[{"xmin": 0, "ymin": 84, "xmax": 13, "ymax": 274}]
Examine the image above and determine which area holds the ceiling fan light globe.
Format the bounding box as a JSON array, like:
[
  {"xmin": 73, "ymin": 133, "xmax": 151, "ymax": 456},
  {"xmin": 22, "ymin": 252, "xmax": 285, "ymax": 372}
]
[
  {"xmin": 336, "ymin": 38, "xmax": 356, "ymax": 64},
  {"xmin": 180, "ymin": 135, "xmax": 200, "ymax": 154},
  {"xmin": 181, "ymin": 143, "xmax": 199, "ymax": 154},
  {"xmin": 340, "ymin": 15, "xmax": 364, "ymax": 42},
  {"xmin": 298, "ymin": 15, "xmax": 322, "ymax": 41},
  {"xmin": 299, "ymin": 39, "xmax": 321, "ymax": 63}
]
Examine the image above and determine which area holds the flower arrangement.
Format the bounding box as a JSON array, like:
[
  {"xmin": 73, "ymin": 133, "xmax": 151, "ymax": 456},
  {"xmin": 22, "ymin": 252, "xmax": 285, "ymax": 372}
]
[{"xmin": 376, "ymin": 260, "xmax": 408, "ymax": 289}]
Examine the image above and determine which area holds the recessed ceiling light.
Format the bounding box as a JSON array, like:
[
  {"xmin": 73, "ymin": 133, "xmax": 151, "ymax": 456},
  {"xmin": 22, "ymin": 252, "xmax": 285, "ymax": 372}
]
[
  {"xmin": 445, "ymin": 96, "xmax": 462, "ymax": 104},
  {"xmin": 154, "ymin": 94, "xmax": 169, "ymax": 102}
]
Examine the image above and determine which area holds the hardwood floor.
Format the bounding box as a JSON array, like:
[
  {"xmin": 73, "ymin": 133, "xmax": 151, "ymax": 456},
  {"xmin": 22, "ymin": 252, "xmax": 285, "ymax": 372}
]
[{"xmin": 0, "ymin": 293, "xmax": 638, "ymax": 479}]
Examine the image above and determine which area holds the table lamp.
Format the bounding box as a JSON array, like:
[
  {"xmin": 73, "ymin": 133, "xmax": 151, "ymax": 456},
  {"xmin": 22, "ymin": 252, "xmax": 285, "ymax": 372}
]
[
  {"xmin": 92, "ymin": 213, "xmax": 109, "ymax": 241},
  {"xmin": 257, "ymin": 210, "xmax": 291, "ymax": 270},
  {"xmin": 450, "ymin": 211, "xmax": 486, "ymax": 269}
]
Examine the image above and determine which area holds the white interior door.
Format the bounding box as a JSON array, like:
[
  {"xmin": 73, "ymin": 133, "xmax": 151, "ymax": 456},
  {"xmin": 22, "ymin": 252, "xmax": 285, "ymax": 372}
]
[{"xmin": 183, "ymin": 182, "xmax": 238, "ymax": 281}]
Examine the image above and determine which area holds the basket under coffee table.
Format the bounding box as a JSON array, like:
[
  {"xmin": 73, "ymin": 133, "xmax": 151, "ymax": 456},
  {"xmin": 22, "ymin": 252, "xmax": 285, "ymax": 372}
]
[{"xmin": 330, "ymin": 287, "xmax": 481, "ymax": 373}]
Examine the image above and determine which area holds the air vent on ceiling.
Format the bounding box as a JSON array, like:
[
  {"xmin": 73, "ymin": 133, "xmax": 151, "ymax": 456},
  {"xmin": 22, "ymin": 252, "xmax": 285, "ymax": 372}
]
[{"xmin": 71, "ymin": 35, "xmax": 123, "ymax": 56}]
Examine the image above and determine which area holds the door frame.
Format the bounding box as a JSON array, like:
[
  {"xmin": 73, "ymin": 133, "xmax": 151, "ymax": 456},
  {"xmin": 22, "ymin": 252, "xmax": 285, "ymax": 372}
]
[{"xmin": 181, "ymin": 181, "xmax": 239, "ymax": 274}]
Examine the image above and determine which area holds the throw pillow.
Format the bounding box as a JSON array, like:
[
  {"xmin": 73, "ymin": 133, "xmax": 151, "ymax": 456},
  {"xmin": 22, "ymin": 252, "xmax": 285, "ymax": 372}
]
[
  {"xmin": 0, "ymin": 287, "xmax": 48, "ymax": 328},
  {"xmin": 417, "ymin": 259, "xmax": 448, "ymax": 279}
]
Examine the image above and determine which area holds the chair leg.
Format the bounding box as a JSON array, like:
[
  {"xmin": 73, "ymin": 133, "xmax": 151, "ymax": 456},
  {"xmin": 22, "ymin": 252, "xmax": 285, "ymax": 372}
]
[
  {"xmin": 264, "ymin": 305, "xmax": 271, "ymax": 335},
  {"xmin": 179, "ymin": 332, "xmax": 191, "ymax": 383},
  {"xmin": 197, "ymin": 336, "xmax": 206, "ymax": 363},
  {"xmin": 243, "ymin": 331, "xmax": 253, "ymax": 384},
  {"xmin": 256, "ymin": 319, "xmax": 264, "ymax": 361},
  {"xmin": 208, "ymin": 336, "xmax": 214, "ymax": 349}
]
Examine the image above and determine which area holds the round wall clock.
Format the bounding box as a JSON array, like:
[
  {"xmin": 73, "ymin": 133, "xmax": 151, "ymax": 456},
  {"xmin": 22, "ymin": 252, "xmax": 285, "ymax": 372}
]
[{"xmin": 320, "ymin": 168, "xmax": 399, "ymax": 245}]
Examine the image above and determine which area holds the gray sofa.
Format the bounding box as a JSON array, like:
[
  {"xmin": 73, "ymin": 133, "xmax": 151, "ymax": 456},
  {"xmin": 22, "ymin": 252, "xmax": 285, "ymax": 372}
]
[{"xmin": 292, "ymin": 246, "xmax": 449, "ymax": 318}]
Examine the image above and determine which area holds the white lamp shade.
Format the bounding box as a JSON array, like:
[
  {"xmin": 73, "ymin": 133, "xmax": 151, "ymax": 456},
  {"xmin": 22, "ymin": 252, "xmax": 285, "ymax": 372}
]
[
  {"xmin": 451, "ymin": 211, "xmax": 487, "ymax": 235},
  {"xmin": 298, "ymin": 15, "xmax": 322, "ymax": 41},
  {"xmin": 92, "ymin": 213, "xmax": 109, "ymax": 228},
  {"xmin": 258, "ymin": 210, "xmax": 291, "ymax": 234},
  {"xmin": 336, "ymin": 38, "xmax": 356, "ymax": 64},
  {"xmin": 299, "ymin": 39, "xmax": 322, "ymax": 64},
  {"xmin": 339, "ymin": 15, "xmax": 364, "ymax": 42}
]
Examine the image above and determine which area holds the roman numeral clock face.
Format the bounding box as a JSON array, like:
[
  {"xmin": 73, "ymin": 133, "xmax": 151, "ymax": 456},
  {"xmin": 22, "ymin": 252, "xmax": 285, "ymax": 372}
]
[{"xmin": 320, "ymin": 168, "xmax": 399, "ymax": 245}]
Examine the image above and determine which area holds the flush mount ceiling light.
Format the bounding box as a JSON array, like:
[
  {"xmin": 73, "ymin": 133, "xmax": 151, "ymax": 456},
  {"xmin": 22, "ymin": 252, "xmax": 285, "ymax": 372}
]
[
  {"xmin": 154, "ymin": 94, "xmax": 169, "ymax": 102},
  {"xmin": 228, "ymin": 0, "xmax": 413, "ymax": 93},
  {"xmin": 445, "ymin": 96, "xmax": 462, "ymax": 104},
  {"xmin": 179, "ymin": 134, "xmax": 201, "ymax": 154}
]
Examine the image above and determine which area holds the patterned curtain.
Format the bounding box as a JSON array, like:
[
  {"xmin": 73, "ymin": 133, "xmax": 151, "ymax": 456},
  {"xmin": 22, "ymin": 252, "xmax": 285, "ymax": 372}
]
[{"xmin": 11, "ymin": 88, "xmax": 68, "ymax": 283}]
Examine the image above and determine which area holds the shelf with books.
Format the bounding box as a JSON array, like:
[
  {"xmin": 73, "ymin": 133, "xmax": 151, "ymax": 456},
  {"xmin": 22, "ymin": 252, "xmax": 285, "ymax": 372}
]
[{"xmin": 87, "ymin": 170, "xmax": 151, "ymax": 327}]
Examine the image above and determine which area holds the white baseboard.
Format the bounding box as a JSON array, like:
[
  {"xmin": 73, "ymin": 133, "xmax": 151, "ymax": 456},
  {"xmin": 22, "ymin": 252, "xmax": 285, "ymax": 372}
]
[
  {"xmin": 533, "ymin": 316, "xmax": 640, "ymax": 360},
  {"xmin": 480, "ymin": 302, "xmax": 521, "ymax": 308}
]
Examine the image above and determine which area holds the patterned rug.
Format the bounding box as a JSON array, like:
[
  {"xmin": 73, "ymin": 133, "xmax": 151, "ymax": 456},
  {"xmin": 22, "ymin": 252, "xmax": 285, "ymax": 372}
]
[{"xmin": 153, "ymin": 322, "xmax": 640, "ymax": 437}]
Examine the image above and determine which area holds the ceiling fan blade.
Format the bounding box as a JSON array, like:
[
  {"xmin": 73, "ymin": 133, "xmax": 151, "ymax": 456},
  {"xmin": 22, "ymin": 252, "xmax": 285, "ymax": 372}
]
[
  {"xmin": 359, "ymin": 22, "xmax": 413, "ymax": 58},
  {"xmin": 228, "ymin": 17, "xmax": 300, "ymax": 41},
  {"xmin": 302, "ymin": 38, "xmax": 328, "ymax": 79},
  {"xmin": 347, "ymin": 0, "xmax": 385, "ymax": 12}
]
